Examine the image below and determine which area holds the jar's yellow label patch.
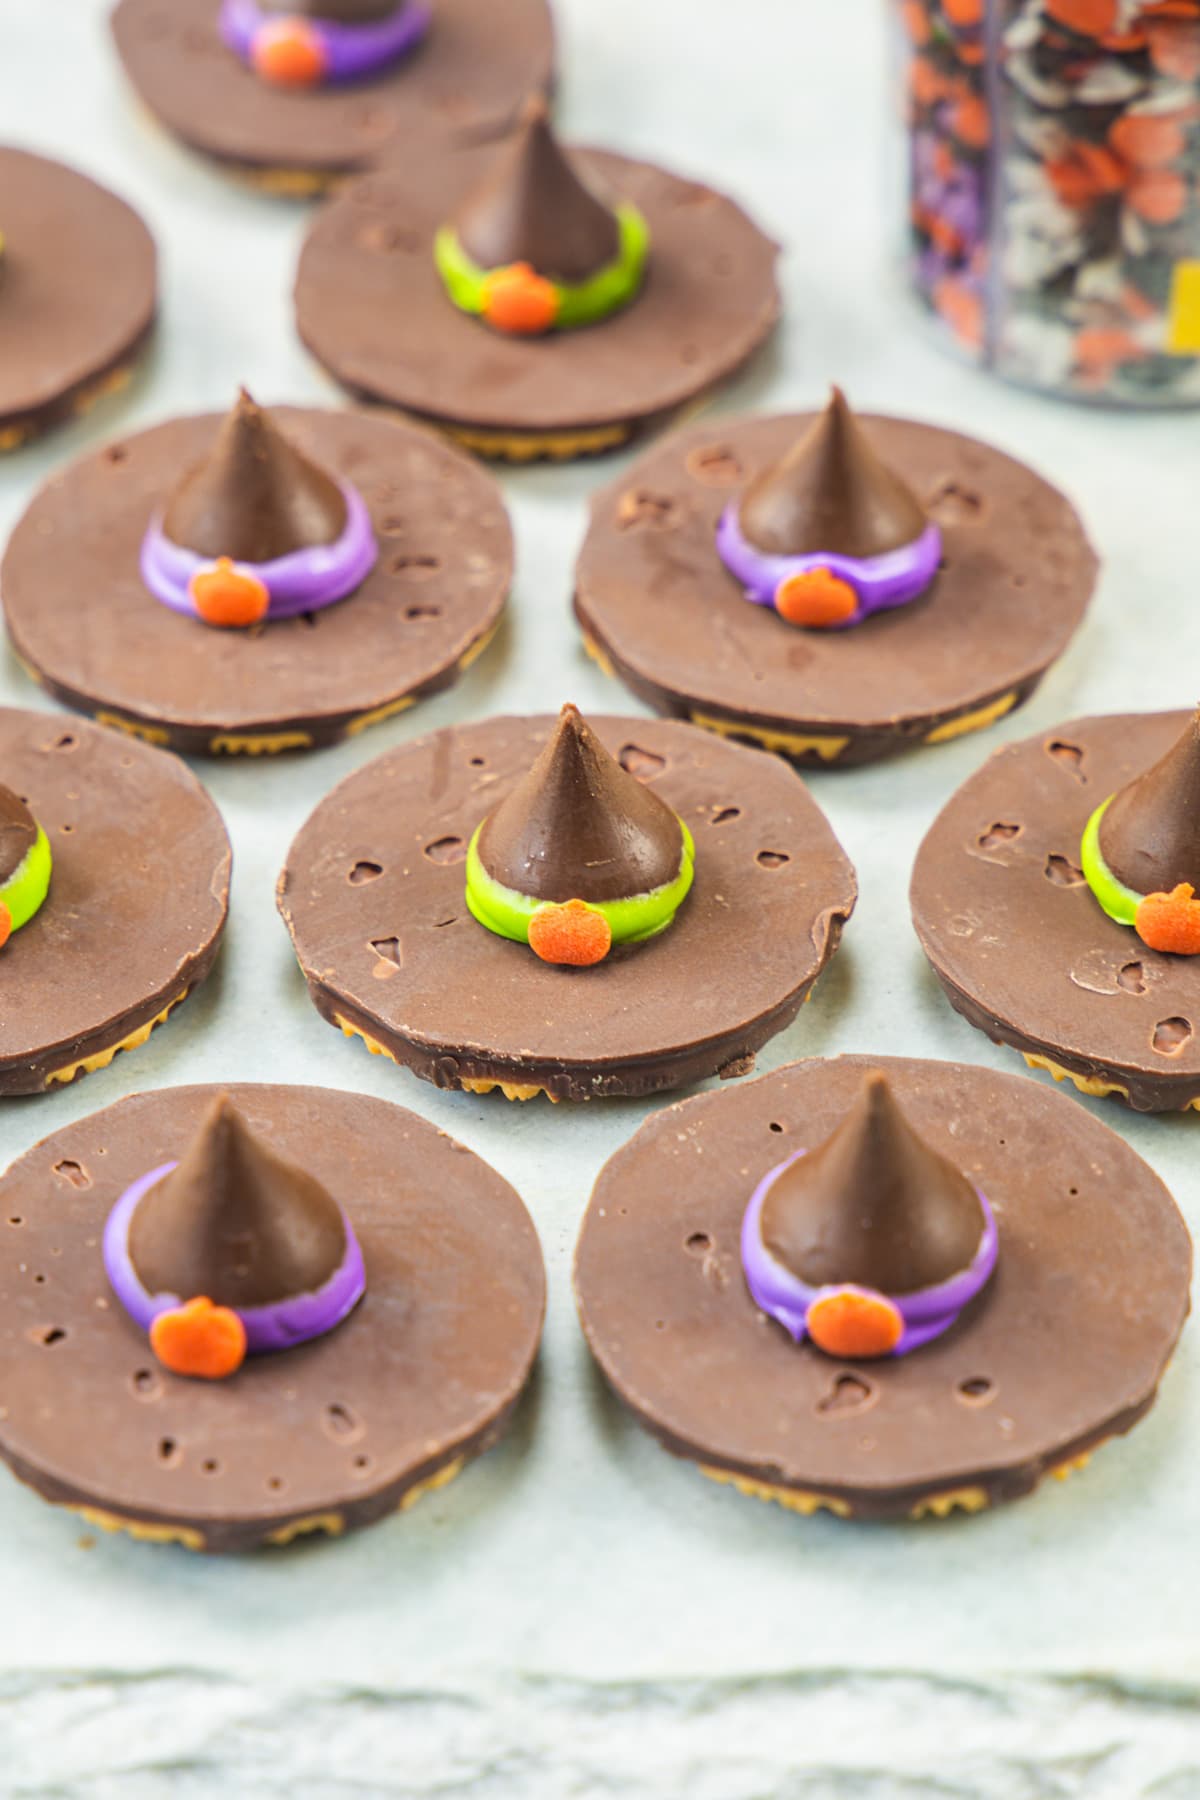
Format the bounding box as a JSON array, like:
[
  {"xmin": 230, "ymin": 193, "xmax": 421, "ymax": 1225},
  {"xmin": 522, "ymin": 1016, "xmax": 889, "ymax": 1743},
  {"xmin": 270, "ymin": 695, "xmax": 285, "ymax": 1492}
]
[{"xmin": 1167, "ymin": 262, "xmax": 1200, "ymax": 357}]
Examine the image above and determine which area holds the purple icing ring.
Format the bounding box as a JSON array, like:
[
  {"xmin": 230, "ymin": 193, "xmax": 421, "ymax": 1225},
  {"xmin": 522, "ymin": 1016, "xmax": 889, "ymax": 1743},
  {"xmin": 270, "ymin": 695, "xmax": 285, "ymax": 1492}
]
[
  {"xmin": 219, "ymin": 0, "xmax": 431, "ymax": 83},
  {"xmin": 715, "ymin": 505, "xmax": 942, "ymax": 630},
  {"xmin": 740, "ymin": 1150, "xmax": 998, "ymax": 1357},
  {"xmin": 140, "ymin": 481, "xmax": 378, "ymax": 623},
  {"xmin": 103, "ymin": 1163, "xmax": 367, "ymax": 1355}
]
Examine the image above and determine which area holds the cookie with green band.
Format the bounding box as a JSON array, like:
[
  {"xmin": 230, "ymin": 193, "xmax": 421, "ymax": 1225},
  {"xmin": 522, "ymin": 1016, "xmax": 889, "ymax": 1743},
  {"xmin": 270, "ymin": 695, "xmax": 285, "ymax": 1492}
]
[
  {"xmin": 435, "ymin": 203, "xmax": 649, "ymax": 337},
  {"xmin": 468, "ymin": 704, "xmax": 694, "ymax": 966},
  {"xmin": 0, "ymin": 786, "xmax": 51, "ymax": 948},
  {"xmin": 1083, "ymin": 708, "xmax": 1200, "ymax": 955}
]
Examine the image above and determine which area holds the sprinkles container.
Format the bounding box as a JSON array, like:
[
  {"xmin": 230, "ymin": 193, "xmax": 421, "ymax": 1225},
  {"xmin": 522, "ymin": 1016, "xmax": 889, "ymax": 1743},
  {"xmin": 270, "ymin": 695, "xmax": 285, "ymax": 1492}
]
[{"xmin": 897, "ymin": 0, "xmax": 1200, "ymax": 404}]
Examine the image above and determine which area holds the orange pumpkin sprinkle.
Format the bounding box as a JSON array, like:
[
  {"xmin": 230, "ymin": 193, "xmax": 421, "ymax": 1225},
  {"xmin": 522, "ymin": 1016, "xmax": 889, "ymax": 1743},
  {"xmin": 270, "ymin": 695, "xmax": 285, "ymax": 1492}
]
[
  {"xmin": 150, "ymin": 1297, "xmax": 247, "ymax": 1380},
  {"xmin": 0, "ymin": 901, "xmax": 11, "ymax": 951},
  {"xmin": 1127, "ymin": 167, "xmax": 1188, "ymax": 224},
  {"xmin": 933, "ymin": 275, "xmax": 984, "ymax": 348},
  {"xmin": 807, "ymin": 1288, "xmax": 904, "ymax": 1360},
  {"xmin": 482, "ymin": 263, "xmax": 560, "ymax": 336},
  {"xmin": 252, "ymin": 19, "xmax": 328, "ymax": 87},
  {"xmin": 1136, "ymin": 884, "xmax": 1200, "ymax": 955},
  {"xmin": 527, "ymin": 898, "xmax": 613, "ymax": 966},
  {"xmin": 775, "ymin": 569, "xmax": 858, "ymax": 629},
  {"xmin": 943, "ymin": 0, "xmax": 984, "ymax": 23},
  {"xmin": 1044, "ymin": 0, "xmax": 1118, "ymax": 34},
  {"xmin": 952, "ymin": 94, "xmax": 990, "ymax": 148},
  {"xmin": 1109, "ymin": 112, "xmax": 1186, "ymax": 167},
  {"xmin": 1146, "ymin": 20, "xmax": 1200, "ymax": 79},
  {"xmin": 189, "ymin": 558, "xmax": 270, "ymax": 629}
]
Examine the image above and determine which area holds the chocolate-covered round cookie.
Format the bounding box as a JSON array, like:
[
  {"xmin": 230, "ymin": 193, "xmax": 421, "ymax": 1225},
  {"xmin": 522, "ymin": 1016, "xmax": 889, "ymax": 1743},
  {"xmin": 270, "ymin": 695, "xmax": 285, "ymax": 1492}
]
[
  {"xmin": 278, "ymin": 713, "xmax": 856, "ymax": 1102},
  {"xmin": 110, "ymin": 0, "xmax": 553, "ymax": 194},
  {"xmin": 575, "ymin": 1055, "xmax": 1190, "ymax": 1520},
  {"xmin": 294, "ymin": 115, "xmax": 780, "ymax": 460},
  {"xmin": 0, "ymin": 1083, "xmax": 545, "ymax": 1551},
  {"xmin": 912, "ymin": 710, "xmax": 1200, "ymax": 1113},
  {"xmin": 0, "ymin": 708, "xmax": 229, "ymax": 1094},
  {"xmin": 0, "ymin": 149, "xmax": 155, "ymax": 450},
  {"xmin": 574, "ymin": 402, "xmax": 1098, "ymax": 766},
  {"xmin": 3, "ymin": 402, "xmax": 511, "ymax": 756}
]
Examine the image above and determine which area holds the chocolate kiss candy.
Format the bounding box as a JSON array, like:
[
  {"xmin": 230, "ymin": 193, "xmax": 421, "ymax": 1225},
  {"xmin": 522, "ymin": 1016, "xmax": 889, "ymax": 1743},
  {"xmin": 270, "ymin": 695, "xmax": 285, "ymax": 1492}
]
[
  {"xmin": 760, "ymin": 1071, "xmax": 986, "ymax": 1294},
  {"xmin": 738, "ymin": 387, "xmax": 930, "ymax": 560},
  {"xmin": 260, "ymin": 0, "xmax": 400, "ymax": 18},
  {"xmin": 1099, "ymin": 706, "xmax": 1200, "ymax": 897},
  {"xmin": 0, "ymin": 785, "xmax": 36, "ymax": 886},
  {"xmin": 476, "ymin": 703, "xmax": 684, "ymax": 904},
  {"xmin": 452, "ymin": 102, "xmax": 621, "ymax": 285},
  {"xmin": 128, "ymin": 1093, "xmax": 348, "ymax": 1309},
  {"xmin": 163, "ymin": 388, "xmax": 348, "ymax": 564}
]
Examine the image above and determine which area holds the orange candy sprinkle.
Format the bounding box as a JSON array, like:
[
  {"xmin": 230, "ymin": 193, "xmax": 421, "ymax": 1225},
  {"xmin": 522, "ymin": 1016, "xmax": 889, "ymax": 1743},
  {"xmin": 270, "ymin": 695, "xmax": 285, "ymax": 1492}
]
[
  {"xmin": 807, "ymin": 1288, "xmax": 904, "ymax": 1360},
  {"xmin": 1127, "ymin": 167, "xmax": 1188, "ymax": 224},
  {"xmin": 527, "ymin": 898, "xmax": 613, "ymax": 967},
  {"xmin": 150, "ymin": 1297, "xmax": 247, "ymax": 1381},
  {"xmin": 943, "ymin": 0, "xmax": 984, "ymax": 23},
  {"xmin": 1044, "ymin": 0, "xmax": 1117, "ymax": 34},
  {"xmin": 189, "ymin": 558, "xmax": 270, "ymax": 629},
  {"xmin": 252, "ymin": 19, "xmax": 328, "ymax": 87},
  {"xmin": 775, "ymin": 568, "xmax": 858, "ymax": 629},
  {"xmin": 482, "ymin": 263, "xmax": 560, "ymax": 336},
  {"xmin": 0, "ymin": 901, "xmax": 11, "ymax": 951},
  {"xmin": 1136, "ymin": 884, "xmax": 1200, "ymax": 955},
  {"xmin": 1109, "ymin": 112, "xmax": 1187, "ymax": 168}
]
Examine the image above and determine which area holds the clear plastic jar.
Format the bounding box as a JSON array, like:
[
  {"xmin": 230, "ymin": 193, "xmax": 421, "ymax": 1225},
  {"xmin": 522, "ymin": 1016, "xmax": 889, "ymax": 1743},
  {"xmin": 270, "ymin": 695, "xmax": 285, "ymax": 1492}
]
[{"xmin": 896, "ymin": 0, "xmax": 1200, "ymax": 404}]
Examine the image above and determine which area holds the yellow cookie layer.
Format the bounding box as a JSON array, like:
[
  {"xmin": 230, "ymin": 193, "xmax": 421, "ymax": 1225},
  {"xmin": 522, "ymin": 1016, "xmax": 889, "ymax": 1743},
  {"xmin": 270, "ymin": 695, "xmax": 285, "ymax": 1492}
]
[
  {"xmin": 209, "ymin": 730, "xmax": 313, "ymax": 756},
  {"xmin": 1022, "ymin": 1051, "xmax": 1200, "ymax": 1112},
  {"xmin": 581, "ymin": 634, "xmax": 617, "ymax": 680},
  {"xmin": 345, "ymin": 695, "xmax": 416, "ymax": 737},
  {"xmin": 690, "ymin": 712, "xmax": 850, "ymax": 762},
  {"xmin": 461, "ymin": 1077, "xmax": 555, "ymax": 1103},
  {"xmin": 94, "ymin": 712, "xmax": 170, "ymax": 747},
  {"xmin": 72, "ymin": 1506, "xmax": 205, "ymax": 1551},
  {"xmin": 445, "ymin": 422, "xmax": 631, "ymax": 462},
  {"xmin": 45, "ymin": 993, "xmax": 185, "ymax": 1088},
  {"xmin": 925, "ymin": 691, "xmax": 1018, "ymax": 744}
]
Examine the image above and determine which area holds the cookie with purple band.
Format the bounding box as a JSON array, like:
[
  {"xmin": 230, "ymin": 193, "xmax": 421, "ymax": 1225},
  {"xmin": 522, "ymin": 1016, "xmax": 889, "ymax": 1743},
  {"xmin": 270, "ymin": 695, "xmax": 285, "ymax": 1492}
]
[
  {"xmin": 575, "ymin": 1055, "xmax": 1190, "ymax": 1521},
  {"xmin": 295, "ymin": 106, "xmax": 780, "ymax": 460},
  {"xmin": 912, "ymin": 708, "xmax": 1200, "ymax": 1113},
  {"xmin": 278, "ymin": 711, "xmax": 856, "ymax": 1102},
  {"xmin": 0, "ymin": 149, "xmax": 155, "ymax": 451},
  {"xmin": 0, "ymin": 708, "xmax": 229, "ymax": 1095},
  {"xmin": 110, "ymin": 0, "xmax": 554, "ymax": 195},
  {"xmin": 574, "ymin": 392, "xmax": 1098, "ymax": 766},
  {"xmin": 0, "ymin": 1083, "xmax": 545, "ymax": 1552},
  {"xmin": 2, "ymin": 396, "xmax": 511, "ymax": 757}
]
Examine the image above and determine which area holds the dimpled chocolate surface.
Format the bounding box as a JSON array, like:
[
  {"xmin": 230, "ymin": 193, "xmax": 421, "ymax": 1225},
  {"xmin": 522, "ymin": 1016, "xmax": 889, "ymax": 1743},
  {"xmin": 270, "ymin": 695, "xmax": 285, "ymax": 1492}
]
[
  {"xmin": 2, "ymin": 408, "xmax": 511, "ymax": 755},
  {"xmin": 110, "ymin": 0, "xmax": 554, "ymax": 179},
  {"xmin": 279, "ymin": 715, "xmax": 856, "ymax": 1101},
  {"xmin": 0, "ymin": 1085, "xmax": 545, "ymax": 1552},
  {"xmin": 912, "ymin": 712, "xmax": 1200, "ymax": 1113},
  {"xmin": 575, "ymin": 1055, "xmax": 1190, "ymax": 1518},
  {"xmin": 295, "ymin": 144, "xmax": 780, "ymax": 435},
  {"xmin": 0, "ymin": 149, "xmax": 155, "ymax": 437},
  {"xmin": 574, "ymin": 413, "xmax": 1097, "ymax": 765},
  {"xmin": 0, "ymin": 709, "xmax": 229, "ymax": 1095}
]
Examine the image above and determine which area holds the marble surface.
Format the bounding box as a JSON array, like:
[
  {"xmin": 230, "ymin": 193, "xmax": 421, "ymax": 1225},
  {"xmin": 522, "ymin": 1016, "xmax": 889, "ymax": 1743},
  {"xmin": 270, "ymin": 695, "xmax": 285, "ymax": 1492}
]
[{"xmin": 2, "ymin": 0, "xmax": 1200, "ymax": 1790}]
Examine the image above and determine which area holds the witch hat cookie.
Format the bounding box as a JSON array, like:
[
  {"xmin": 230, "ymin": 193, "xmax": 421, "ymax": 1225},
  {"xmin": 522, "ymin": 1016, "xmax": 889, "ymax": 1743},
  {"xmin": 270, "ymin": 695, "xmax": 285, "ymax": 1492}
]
[
  {"xmin": 1083, "ymin": 707, "xmax": 1200, "ymax": 955},
  {"xmin": 575, "ymin": 395, "xmax": 1097, "ymax": 764},
  {"xmin": 575, "ymin": 1055, "xmax": 1191, "ymax": 1519},
  {"xmin": 0, "ymin": 1083, "xmax": 545, "ymax": 1550},
  {"xmin": 281, "ymin": 712, "xmax": 856, "ymax": 1101},
  {"xmin": 111, "ymin": 0, "xmax": 553, "ymax": 194},
  {"xmin": 4, "ymin": 398, "xmax": 511, "ymax": 755}
]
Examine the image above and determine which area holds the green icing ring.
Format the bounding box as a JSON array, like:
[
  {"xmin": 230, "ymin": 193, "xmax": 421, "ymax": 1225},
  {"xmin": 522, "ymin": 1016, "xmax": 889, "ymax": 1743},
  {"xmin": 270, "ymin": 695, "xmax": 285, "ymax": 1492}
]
[
  {"xmin": 465, "ymin": 819, "xmax": 695, "ymax": 949},
  {"xmin": 0, "ymin": 826, "xmax": 52, "ymax": 937},
  {"xmin": 434, "ymin": 203, "xmax": 650, "ymax": 333},
  {"xmin": 1080, "ymin": 797, "xmax": 1143, "ymax": 928}
]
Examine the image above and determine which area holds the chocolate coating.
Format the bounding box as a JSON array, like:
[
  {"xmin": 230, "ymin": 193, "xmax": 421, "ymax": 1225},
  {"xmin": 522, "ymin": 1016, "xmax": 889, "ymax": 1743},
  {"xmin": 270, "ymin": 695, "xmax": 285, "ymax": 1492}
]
[
  {"xmin": 477, "ymin": 705, "xmax": 684, "ymax": 904},
  {"xmin": 163, "ymin": 390, "xmax": 347, "ymax": 563},
  {"xmin": 295, "ymin": 140, "xmax": 780, "ymax": 440},
  {"xmin": 453, "ymin": 106, "xmax": 620, "ymax": 283},
  {"xmin": 111, "ymin": 0, "xmax": 554, "ymax": 183},
  {"xmin": 0, "ymin": 708, "xmax": 229, "ymax": 1096},
  {"xmin": 3, "ymin": 408, "xmax": 511, "ymax": 756},
  {"xmin": 575, "ymin": 1055, "xmax": 1191, "ymax": 1518},
  {"xmin": 0, "ymin": 1084, "xmax": 545, "ymax": 1551},
  {"xmin": 0, "ymin": 149, "xmax": 155, "ymax": 445},
  {"xmin": 761, "ymin": 1072, "xmax": 985, "ymax": 1294},
  {"xmin": 129, "ymin": 1095, "xmax": 347, "ymax": 1308},
  {"xmin": 911, "ymin": 711, "xmax": 1200, "ymax": 1113},
  {"xmin": 279, "ymin": 714, "xmax": 856, "ymax": 1102},
  {"xmin": 0, "ymin": 784, "xmax": 36, "ymax": 885},
  {"xmin": 739, "ymin": 388, "xmax": 929, "ymax": 559},
  {"xmin": 574, "ymin": 412, "xmax": 1098, "ymax": 766},
  {"xmin": 1099, "ymin": 707, "xmax": 1200, "ymax": 896}
]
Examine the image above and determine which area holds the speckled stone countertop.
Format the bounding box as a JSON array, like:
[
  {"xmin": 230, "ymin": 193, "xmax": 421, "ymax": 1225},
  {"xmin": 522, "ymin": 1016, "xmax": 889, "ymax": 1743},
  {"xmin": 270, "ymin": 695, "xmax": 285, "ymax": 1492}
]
[{"xmin": 1, "ymin": 0, "xmax": 1199, "ymax": 1793}]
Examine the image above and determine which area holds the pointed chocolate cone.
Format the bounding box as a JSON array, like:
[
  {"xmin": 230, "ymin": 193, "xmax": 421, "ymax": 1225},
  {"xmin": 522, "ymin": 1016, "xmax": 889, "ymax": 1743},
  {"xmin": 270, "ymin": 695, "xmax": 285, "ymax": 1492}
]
[
  {"xmin": 477, "ymin": 704, "xmax": 685, "ymax": 904},
  {"xmin": 163, "ymin": 388, "xmax": 347, "ymax": 563},
  {"xmin": 760, "ymin": 1072, "xmax": 986, "ymax": 1295},
  {"xmin": 128, "ymin": 1094, "xmax": 347, "ymax": 1309},
  {"xmin": 0, "ymin": 785, "xmax": 36, "ymax": 886},
  {"xmin": 1099, "ymin": 708, "xmax": 1200, "ymax": 897},
  {"xmin": 738, "ymin": 388, "xmax": 930, "ymax": 560},
  {"xmin": 452, "ymin": 102, "xmax": 621, "ymax": 285},
  {"xmin": 261, "ymin": 0, "xmax": 398, "ymax": 15}
]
